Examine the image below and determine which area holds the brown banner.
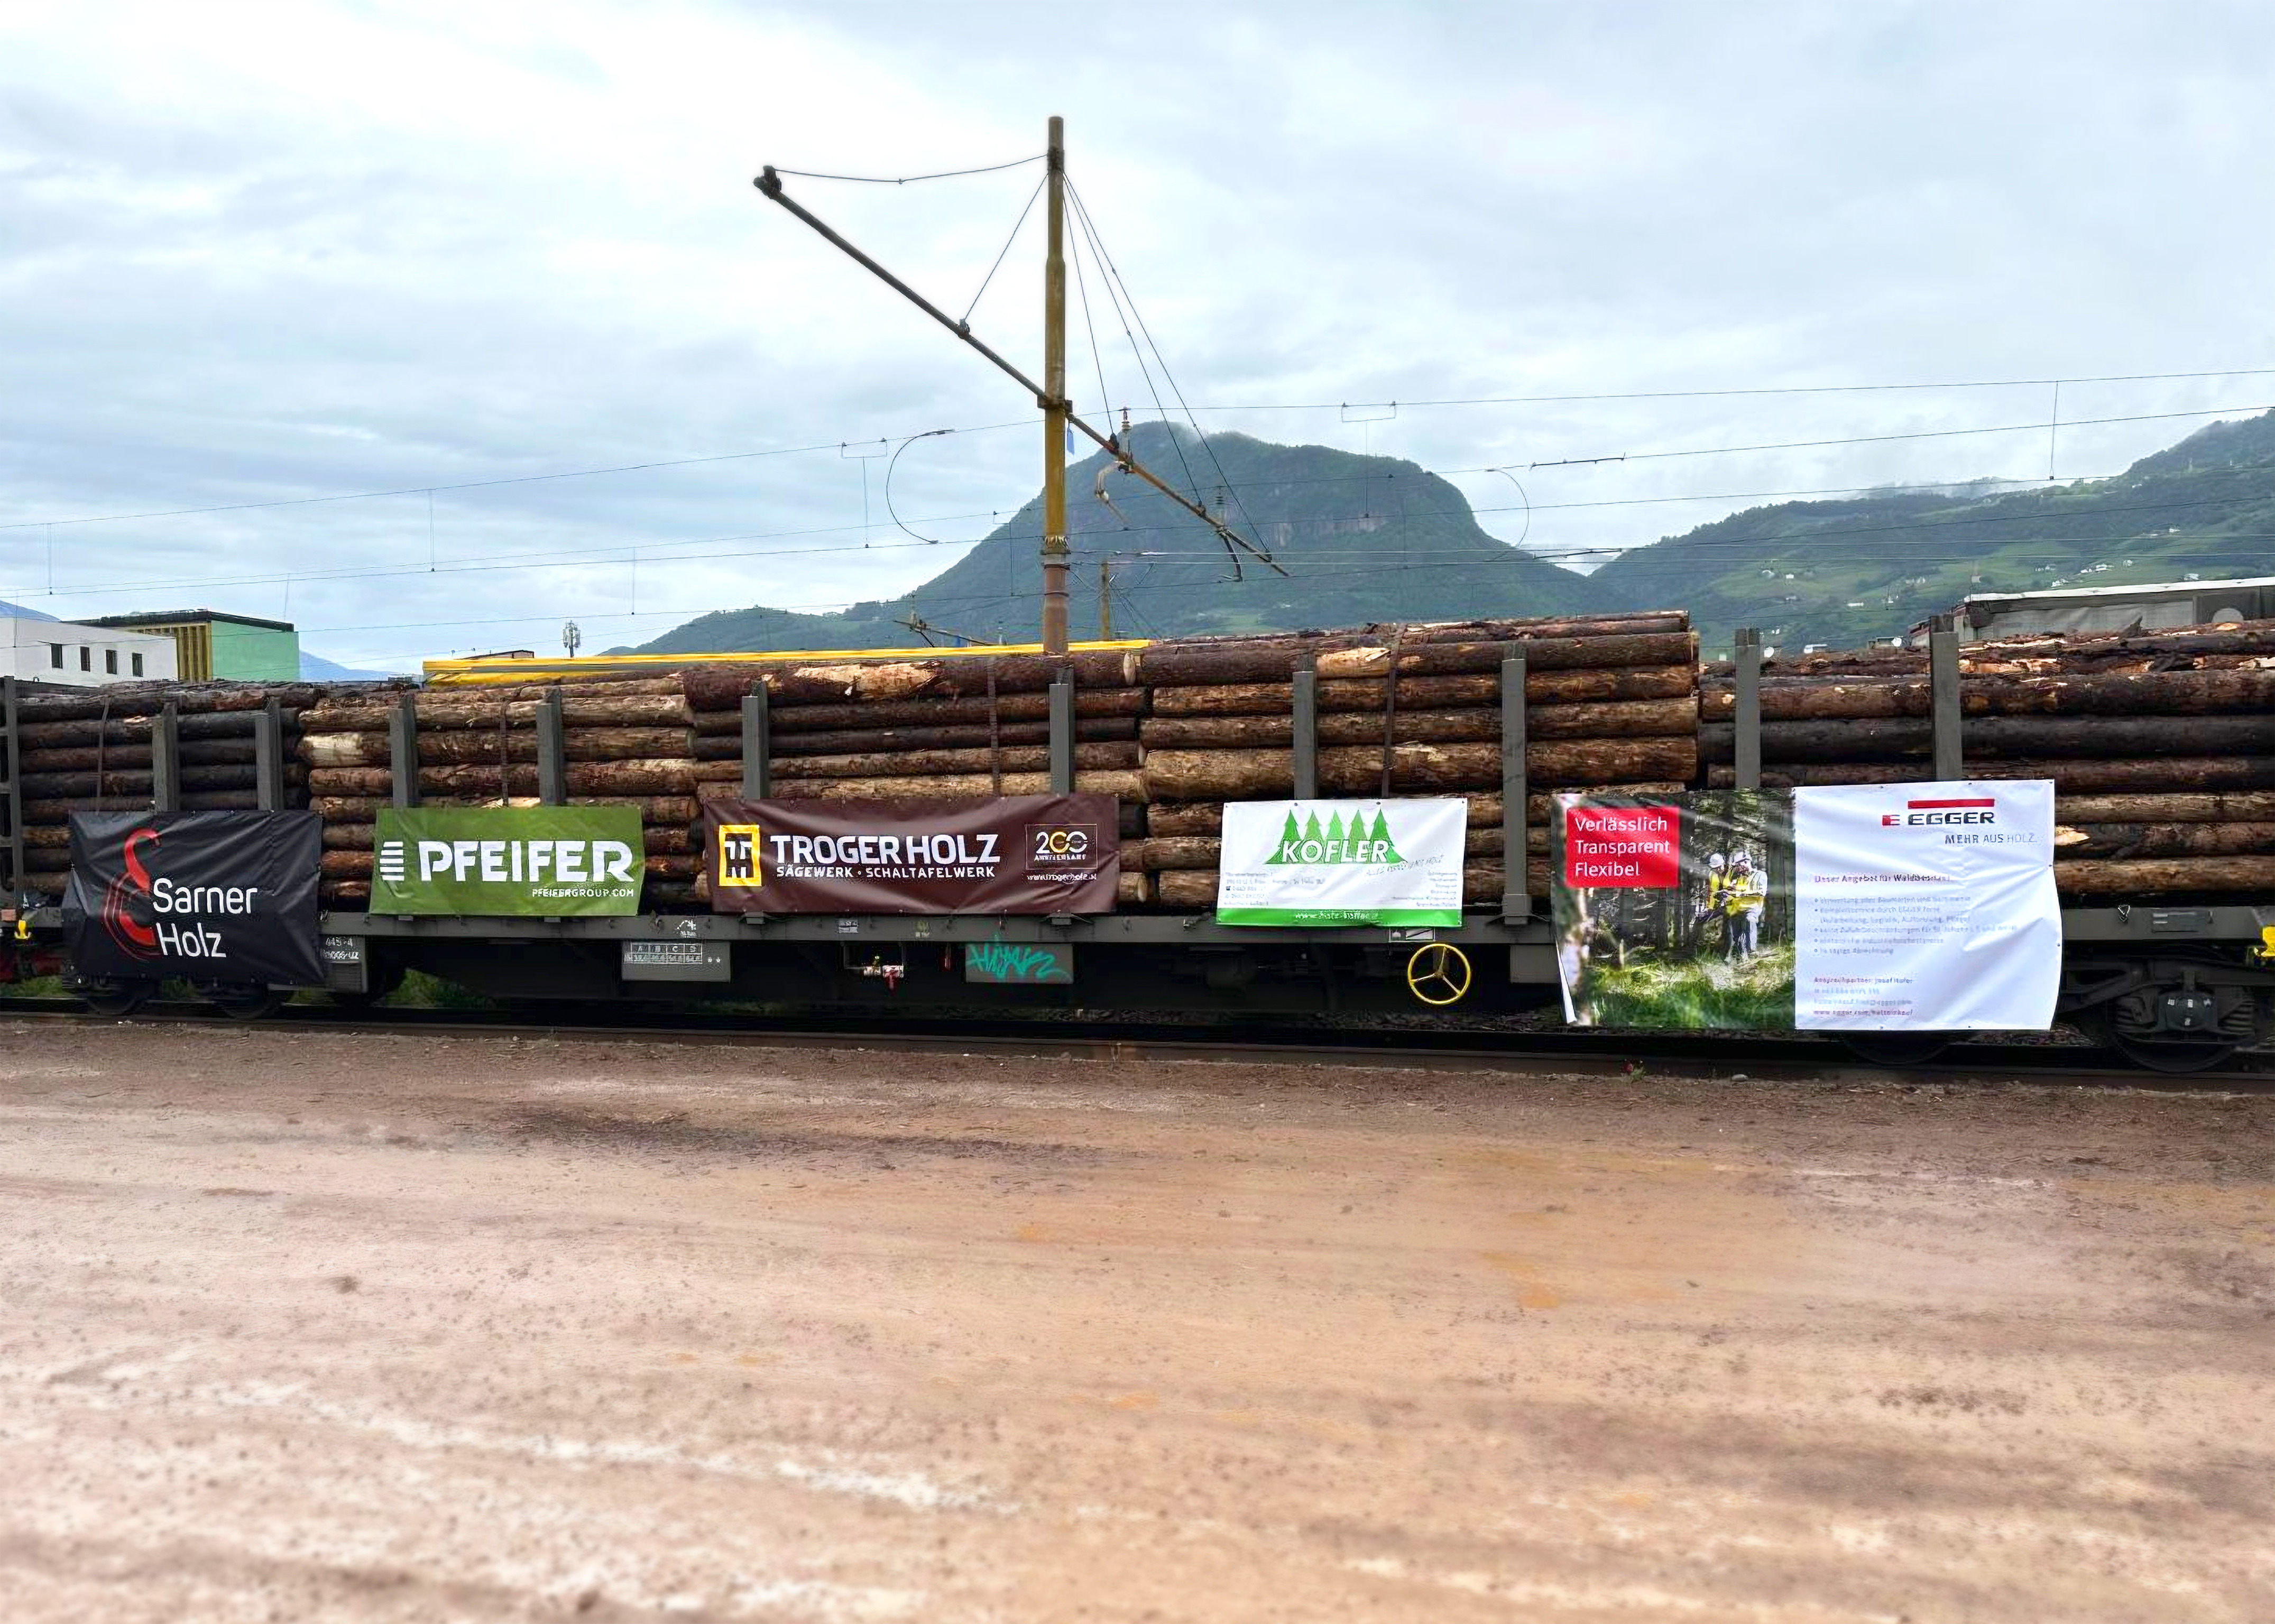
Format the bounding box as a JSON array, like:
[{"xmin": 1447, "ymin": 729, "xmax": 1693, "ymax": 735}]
[{"xmin": 704, "ymin": 793, "xmax": 1120, "ymax": 915}]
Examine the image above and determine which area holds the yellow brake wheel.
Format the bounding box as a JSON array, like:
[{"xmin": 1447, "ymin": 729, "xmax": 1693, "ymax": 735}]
[{"xmin": 1405, "ymin": 942, "xmax": 1472, "ymax": 1007}]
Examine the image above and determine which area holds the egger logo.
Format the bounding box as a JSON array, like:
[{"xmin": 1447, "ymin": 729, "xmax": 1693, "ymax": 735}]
[{"xmin": 1882, "ymin": 796, "xmax": 1997, "ymax": 827}]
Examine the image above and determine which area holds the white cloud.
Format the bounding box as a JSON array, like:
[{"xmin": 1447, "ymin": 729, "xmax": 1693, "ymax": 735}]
[{"xmin": 2, "ymin": 0, "xmax": 2271, "ymax": 666}]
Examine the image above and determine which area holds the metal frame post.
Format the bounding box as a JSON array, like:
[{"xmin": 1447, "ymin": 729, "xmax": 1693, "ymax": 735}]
[
  {"xmin": 1047, "ymin": 671, "xmax": 1075, "ymax": 794},
  {"xmin": 0, "ymin": 676, "xmax": 22, "ymax": 897},
  {"xmin": 254, "ymin": 697, "xmax": 287, "ymax": 811},
  {"xmin": 150, "ymin": 702, "xmax": 182, "ymax": 813},
  {"xmin": 741, "ymin": 688, "xmax": 771, "ymax": 798},
  {"xmin": 1733, "ymin": 629, "xmax": 1763, "ymax": 792},
  {"xmin": 536, "ymin": 689, "xmax": 568, "ymax": 806},
  {"xmin": 1930, "ymin": 614, "xmax": 1964, "ymax": 781},
  {"xmin": 389, "ymin": 691, "xmax": 419, "ymax": 808},
  {"xmin": 1500, "ymin": 650, "xmax": 1529, "ymax": 921},
  {"xmin": 1291, "ymin": 658, "xmax": 1319, "ymax": 801}
]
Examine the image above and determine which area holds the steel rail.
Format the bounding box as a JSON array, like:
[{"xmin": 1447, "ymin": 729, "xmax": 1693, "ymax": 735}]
[{"xmin": 4, "ymin": 1000, "xmax": 2267, "ymax": 1091}]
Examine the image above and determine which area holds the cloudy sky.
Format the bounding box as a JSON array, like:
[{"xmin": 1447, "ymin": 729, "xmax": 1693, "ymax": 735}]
[{"xmin": 4, "ymin": 1, "xmax": 2271, "ymax": 670}]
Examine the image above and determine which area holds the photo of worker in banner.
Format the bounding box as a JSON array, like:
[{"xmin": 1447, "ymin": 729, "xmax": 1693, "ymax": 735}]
[{"xmin": 1552, "ymin": 790, "xmax": 1798, "ymax": 1029}]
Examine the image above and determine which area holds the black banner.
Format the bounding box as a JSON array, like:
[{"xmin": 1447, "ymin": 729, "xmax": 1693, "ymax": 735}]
[
  {"xmin": 705, "ymin": 793, "xmax": 1120, "ymax": 915},
  {"xmin": 63, "ymin": 811, "xmax": 324, "ymax": 986}
]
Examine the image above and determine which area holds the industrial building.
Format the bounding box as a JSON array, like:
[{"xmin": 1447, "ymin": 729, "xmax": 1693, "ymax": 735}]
[
  {"xmin": 1, "ymin": 614, "xmax": 179, "ymax": 688},
  {"xmin": 87, "ymin": 610, "xmax": 301, "ymax": 681}
]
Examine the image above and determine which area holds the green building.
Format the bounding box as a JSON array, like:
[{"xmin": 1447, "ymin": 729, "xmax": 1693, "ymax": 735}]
[{"xmin": 89, "ymin": 610, "xmax": 301, "ymax": 682}]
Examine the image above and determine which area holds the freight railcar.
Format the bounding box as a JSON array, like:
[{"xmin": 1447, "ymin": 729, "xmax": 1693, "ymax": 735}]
[{"xmin": 5, "ymin": 614, "xmax": 2272, "ymax": 1073}]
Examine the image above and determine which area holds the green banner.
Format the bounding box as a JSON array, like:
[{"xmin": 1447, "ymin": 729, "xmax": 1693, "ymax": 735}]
[{"xmin": 371, "ymin": 806, "xmax": 645, "ymax": 916}]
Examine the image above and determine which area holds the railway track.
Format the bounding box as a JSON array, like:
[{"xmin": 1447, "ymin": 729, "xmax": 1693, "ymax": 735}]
[{"xmin": 5, "ymin": 995, "xmax": 2268, "ymax": 1091}]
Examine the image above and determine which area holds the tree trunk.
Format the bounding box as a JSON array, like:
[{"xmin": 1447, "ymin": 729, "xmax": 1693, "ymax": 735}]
[
  {"xmin": 769, "ymin": 740, "xmax": 1141, "ymax": 781},
  {"xmin": 2053, "ymin": 855, "xmax": 2275, "ymax": 897},
  {"xmin": 694, "ymin": 769, "xmax": 1145, "ymax": 805},
  {"xmin": 2054, "ymin": 791, "xmax": 2275, "ymax": 824},
  {"xmin": 1701, "ymin": 712, "xmax": 2275, "ymax": 763},
  {"xmin": 1138, "ymin": 697, "xmax": 1695, "ymax": 750},
  {"xmin": 298, "ymin": 727, "xmax": 691, "ymax": 767},
  {"xmin": 306, "ymin": 760, "xmax": 697, "ymax": 798},
  {"xmin": 18, "ymin": 711, "xmax": 276, "ymax": 749},
  {"xmin": 1701, "ymin": 667, "xmax": 2275, "ymax": 721},
  {"xmin": 1708, "ymin": 756, "xmax": 2275, "ymax": 792},
  {"xmin": 1138, "ymin": 632, "xmax": 1695, "ymax": 688},
  {"xmin": 308, "ymin": 794, "xmax": 700, "ymax": 823},
  {"xmin": 298, "ymin": 693, "xmax": 692, "ymax": 732},
  {"xmin": 679, "ymin": 649, "xmax": 1139, "ymax": 710},
  {"xmin": 753, "ymin": 716, "xmax": 1141, "ymax": 758},
  {"xmin": 1145, "ymin": 665, "xmax": 1697, "ymax": 717},
  {"xmin": 1143, "ymin": 738, "xmax": 1697, "ymax": 801},
  {"xmin": 2053, "ymin": 822, "xmax": 2275, "ymax": 858},
  {"xmin": 733, "ymin": 686, "xmax": 1150, "ymax": 735},
  {"xmin": 19, "ymin": 681, "xmax": 331, "ymax": 723}
]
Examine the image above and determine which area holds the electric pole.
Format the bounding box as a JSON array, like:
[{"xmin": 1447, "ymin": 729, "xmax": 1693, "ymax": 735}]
[
  {"xmin": 1098, "ymin": 556, "xmax": 1113, "ymax": 639},
  {"xmin": 753, "ymin": 116, "xmax": 1286, "ymax": 653},
  {"xmin": 1039, "ymin": 116, "xmax": 1071, "ymax": 654}
]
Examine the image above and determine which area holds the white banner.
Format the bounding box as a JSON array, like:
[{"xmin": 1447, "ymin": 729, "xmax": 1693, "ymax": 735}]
[
  {"xmin": 1215, "ymin": 799, "xmax": 1468, "ymax": 927},
  {"xmin": 1792, "ymin": 781, "xmax": 2060, "ymax": 1030}
]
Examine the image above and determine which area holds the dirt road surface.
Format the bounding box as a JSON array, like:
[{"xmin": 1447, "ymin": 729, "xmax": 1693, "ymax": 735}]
[{"xmin": 0, "ymin": 1023, "xmax": 2268, "ymax": 1622}]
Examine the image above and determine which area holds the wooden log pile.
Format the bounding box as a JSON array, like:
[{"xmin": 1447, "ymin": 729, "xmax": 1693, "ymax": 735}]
[
  {"xmin": 1701, "ymin": 619, "xmax": 2275, "ymax": 899},
  {"xmin": 294, "ymin": 677, "xmax": 700, "ymax": 907},
  {"xmin": 12, "ymin": 680, "xmax": 339, "ymax": 891},
  {"xmin": 670, "ymin": 613, "xmax": 1696, "ymax": 909},
  {"xmin": 1120, "ymin": 615, "xmax": 1697, "ymax": 906}
]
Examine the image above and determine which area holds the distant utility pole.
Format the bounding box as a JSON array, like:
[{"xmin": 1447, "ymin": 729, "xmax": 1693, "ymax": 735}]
[{"xmin": 754, "ymin": 115, "xmax": 1283, "ymax": 657}]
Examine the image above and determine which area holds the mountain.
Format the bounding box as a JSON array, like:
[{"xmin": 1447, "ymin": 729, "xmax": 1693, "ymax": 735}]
[
  {"xmin": 0, "ymin": 599, "xmax": 57, "ymax": 621},
  {"xmin": 301, "ymin": 650, "xmax": 391, "ymax": 681},
  {"xmin": 621, "ymin": 424, "xmax": 1592, "ymax": 654},
  {"xmin": 618, "ymin": 410, "xmax": 2275, "ymax": 660},
  {"xmin": 1588, "ymin": 409, "xmax": 2275, "ymax": 653}
]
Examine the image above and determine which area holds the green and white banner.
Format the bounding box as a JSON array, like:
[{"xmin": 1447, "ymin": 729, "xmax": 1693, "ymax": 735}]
[
  {"xmin": 372, "ymin": 806, "xmax": 645, "ymax": 916},
  {"xmin": 1216, "ymin": 799, "xmax": 1467, "ymax": 927}
]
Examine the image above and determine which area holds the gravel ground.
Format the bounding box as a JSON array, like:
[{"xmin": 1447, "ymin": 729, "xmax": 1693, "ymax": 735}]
[{"xmin": 0, "ymin": 1022, "xmax": 2268, "ymax": 1622}]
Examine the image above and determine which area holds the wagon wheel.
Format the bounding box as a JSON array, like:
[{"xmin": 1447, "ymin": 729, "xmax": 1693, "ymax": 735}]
[
  {"xmin": 78, "ymin": 980, "xmax": 156, "ymax": 1019},
  {"xmin": 1837, "ymin": 1032, "xmax": 1952, "ymax": 1067},
  {"xmin": 201, "ymin": 984, "xmax": 288, "ymax": 1022}
]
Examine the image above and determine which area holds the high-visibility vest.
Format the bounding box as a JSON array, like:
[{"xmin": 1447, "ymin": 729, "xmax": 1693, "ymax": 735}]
[{"xmin": 1724, "ymin": 871, "xmax": 1765, "ymax": 915}]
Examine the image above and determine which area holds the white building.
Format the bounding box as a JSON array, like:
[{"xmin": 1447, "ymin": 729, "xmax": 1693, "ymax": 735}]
[{"xmin": 3, "ymin": 616, "xmax": 180, "ymax": 688}]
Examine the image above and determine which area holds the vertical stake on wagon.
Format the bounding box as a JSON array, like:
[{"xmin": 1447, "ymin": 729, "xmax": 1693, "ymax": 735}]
[
  {"xmin": 1047, "ymin": 669, "xmax": 1075, "ymax": 794},
  {"xmin": 1291, "ymin": 656, "xmax": 1319, "ymax": 800},
  {"xmin": 1, "ymin": 674, "xmax": 25, "ymax": 898},
  {"xmin": 741, "ymin": 686, "xmax": 771, "ymax": 799},
  {"xmin": 1930, "ymin": 613, "xmax": 1964, "ymax": 781},
  {"xmin": 1501, "ymin": 648, "xmax": 1530, "ymax": 921},
  {"xmin": 389, "ymin": 690, "xmax": 419, "ymax": 808},
  {"xmin": 1734, "ymin": 628, "xmax": 1763, "ymax": 792},
  {"xmin": 151, "ymin": 700, "xmax": 182, "ymax": 813},
  {"xmin": 536, "ymin": 688, "xmax": 568, "ymax": 806},
  {"xmin": 254, "ymin": 697, "xmax": 285, "ymax": 811}
]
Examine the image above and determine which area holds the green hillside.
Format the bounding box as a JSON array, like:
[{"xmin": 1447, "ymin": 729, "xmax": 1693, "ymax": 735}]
[
  {"xmin": 621, "ymin": 424, "xmax": 1592, "ymax": 654},
  {"xmin": 619, "ymin": 410, "xmax": 2275, "ymax": 658},
  {"xmin": 1588, "ymin": 410, "xmax": 2275, "ymax": 654}
]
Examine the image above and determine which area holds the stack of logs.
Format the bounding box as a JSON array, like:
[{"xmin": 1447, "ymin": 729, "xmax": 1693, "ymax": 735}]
[
  {"xmin": 1125, "ymin": 615, "xmax": 1700, "ymax": 907},
  {"xmin": 296, "ymin": 678, "xmax": 702, "ymax": 908},
  {"xmin": 680, "ymin": 647, "xmax": 1150, "ymax": 905},
  {"xmin": 10, "ymin": 681, "xmax": 323, "ymax": 894},
  {"xmin": 673, "ymin": 612, "xmax": 1699, "ymax": 908},
  {"xmin": 1702, "ymin": 619, "xmax": 2275, "ymax": 899}
]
